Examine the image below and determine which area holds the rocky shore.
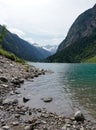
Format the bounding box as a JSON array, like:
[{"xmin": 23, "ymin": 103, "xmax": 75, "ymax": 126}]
[{"xmin": 0, "ymin": 55, "xmax": 96, "ymax": 130}]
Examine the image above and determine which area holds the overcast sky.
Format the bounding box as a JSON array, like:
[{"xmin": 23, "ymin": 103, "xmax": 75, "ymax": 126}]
[{"xmin": 0, "ymin": 0, "xmax": 96, "ymax": 46}]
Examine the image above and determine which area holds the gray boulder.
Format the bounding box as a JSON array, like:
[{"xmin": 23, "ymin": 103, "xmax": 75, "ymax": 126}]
[{"xmin": 74, "ymin": 111, "xmax": 85, "ymax": 122}]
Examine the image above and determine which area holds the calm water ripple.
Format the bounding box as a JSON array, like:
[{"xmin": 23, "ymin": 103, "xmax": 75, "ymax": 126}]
[{"xmin": 12, "ymin": 63, "xmax": 96, "ymax": 119}]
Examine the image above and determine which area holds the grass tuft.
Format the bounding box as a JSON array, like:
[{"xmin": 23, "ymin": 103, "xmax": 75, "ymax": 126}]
[{"xmin": 0, "ymin": 48, "xmax": 25, "ymax": 64}]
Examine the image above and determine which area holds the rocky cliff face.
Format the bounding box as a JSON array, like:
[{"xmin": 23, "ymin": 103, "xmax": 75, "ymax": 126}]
[
  {"xmin": 46, "ymin": 4, "xmax": 96, "ymax": 63},
  {"xmin": 58, "ymin": 4, "xmax": 96, "ymax": 51}
]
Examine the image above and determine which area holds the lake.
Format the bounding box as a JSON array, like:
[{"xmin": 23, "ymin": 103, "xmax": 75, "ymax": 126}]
[{"xmin": 16, "ymin": 63, "xmax": 96, "ymax": 119}]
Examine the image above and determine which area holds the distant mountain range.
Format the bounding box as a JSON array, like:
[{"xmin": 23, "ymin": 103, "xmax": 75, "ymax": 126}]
[
  {"xmin": 0, "ymin": 25, "xmax": 53, "ymax": 61},
  {"xmin": 46, "ymin": 4, "xmax": 96, "ymax": 63},
  {"xmin": 42, "ymin": 45, "xmax": 58, "ymax": 54},
  {"xmin": 33, "ymin": 43, "xmax": 58, "ymax": 54}
]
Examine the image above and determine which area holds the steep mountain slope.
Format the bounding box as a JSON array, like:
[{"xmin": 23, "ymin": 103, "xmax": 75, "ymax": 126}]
[
  {"xmin": 0, "ymin": 25, "xmax": 51, "ymax": 61},
  {"xmin": 46, "ymin": 4, "xmax": 96, "ymax": 63}
]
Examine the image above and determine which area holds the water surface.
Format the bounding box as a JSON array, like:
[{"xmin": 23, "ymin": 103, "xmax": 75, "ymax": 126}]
[{"xmin": 14, "ymin": 63, "xmax": 96, "ymax": 119}]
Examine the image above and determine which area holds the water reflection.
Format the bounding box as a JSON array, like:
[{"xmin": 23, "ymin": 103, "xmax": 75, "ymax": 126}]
[
  {"xmin": 31, "ymin": 63, "xmax": 96, "ymax": 118},
  {"xmin": 11, "ymin": 63, "xmax": 96, "ymax": 119},
  {"xmin": 59, "ymin": 64, "xmax": 96, "ymax": 118}
]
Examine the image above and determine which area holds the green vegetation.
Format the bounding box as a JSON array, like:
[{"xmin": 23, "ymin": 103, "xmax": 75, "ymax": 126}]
[
  {"xmin": 46, "ymin": 34, "xmax": 96, "ymax": 63},
  {"xmin": 0, "ymin": 48, "xmax": 25, "ymax": 64},
  {"xmin": 46, "ymin": 5, "xmax": 96, "ymax": 63},
  {"xmin": 0, "ymin": 25, "xmax": 7, "ymax": 48},
  {"xmin": 83, "ymin": 56, "xmax": 96, "ymax": 63},
  {"xmin": 0, "ymin": 25, "xmax": 25, "ymax": 64}
]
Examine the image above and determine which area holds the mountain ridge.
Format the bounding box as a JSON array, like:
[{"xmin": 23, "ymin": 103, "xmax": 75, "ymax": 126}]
[
  {"xmin": 46, "ymin": 4, "xmax": 96, "ymax": 63},
  {"xmin": 0, "ymin": 25, "xmax": 51, "ymax": 61}
]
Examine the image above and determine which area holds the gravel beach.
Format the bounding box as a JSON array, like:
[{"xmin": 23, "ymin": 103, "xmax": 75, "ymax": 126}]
[{"xmin": 0, "ymin": 55, "xmax": 96, "ymax": 130}]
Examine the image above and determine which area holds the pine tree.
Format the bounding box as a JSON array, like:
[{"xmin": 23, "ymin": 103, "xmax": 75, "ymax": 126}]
[{"xmin": 0, "ymin": 25, "xmax": 7, "ymax": 48}]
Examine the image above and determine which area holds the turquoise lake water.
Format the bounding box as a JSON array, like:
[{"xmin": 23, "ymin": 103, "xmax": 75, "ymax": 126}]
[{"xmin": 16, "ymin": 63, "xmax": 96, "ymax": 119}]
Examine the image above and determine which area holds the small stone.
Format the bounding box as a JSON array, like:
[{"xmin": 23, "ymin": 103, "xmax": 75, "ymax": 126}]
[
  {"xmin": 37, "ymin": 108, "xmax": 42, "ymax": 112},
  {"xmin": 15, "ymin": 114, "xmax": 20, "ymax": 118},
  {"xmin": 2, "ymin": 84, "xmax": 8, "ymax": 88},
  {"xmin": 23, "ymin": 97, "xmax": 30, "ymax": 103},
  {"xmin": 0, "ymin": 77, "xmax": 8, "ymax": 82},
  {"xmin": 66, "ymin": 124, "xmax": 71, "ymax": 127},
  {"xmin": 62, "ymin": 125, "xmax": 67, "ymax": 130},
  {"xmin": 12, "ymin": 121, "xmax": 19, "ymax": 126},
  {"xmin": 42, "ymin": 97, "xmax": 53, "ymax": 103},
  {"xmin": 74, "ymin": 111, "xmax": 85, "ymax": 122},
  {"xmin": 0, "ymin": 106, "xmax": 3, "ymax": 109},
  {"xmin": 0, "ymin": 69, "xmax": 3, "ymax": 73},
  {"xmin": 10, "ymin": 64, "xmax": 14, "ymax": 67},
  {"xmin": 3, "ymin": 98, "xmax": 18, "ymax": 105},
  {"xmin": 29, "ymin": 111, "xmax": 32, "ymax": 115},
  {"xmin": 19, "ymin": 78, "xmax": 24, "ymax": 83},
  {"xmin": 10, "ymin": 91, "xmax": 14, "ymax": 95},
  {"xmin": 24, "ymin": 125, "xmax": 33, "ymax": 130},
  {"xmin": 28, "ymin": 117, "xmax": 37, "ymax": 124},
  {"xmin": 1, "ymin": 119, "xmax": 5, "ymax": 123},
  {"xmin": 80, "ymin": 126, "xmax": 84, "ymax": 130},
  {"xmin": 11, "ymin": 78, "xmax": 21, "ymax": 85},
  {"xmin": 14, "ymin": 91, "xmax": 20, "ymax": 94},
  {"xmin": 2, "ymin": 126, "xmax": 10, "ymax": 130},
  {"xmin": 41, "ymin": 120, "xmax": 47, "ymax": 124},
  {"xmin": 65, "ymin": 118, "xmax": 71, "ymax": 124}
]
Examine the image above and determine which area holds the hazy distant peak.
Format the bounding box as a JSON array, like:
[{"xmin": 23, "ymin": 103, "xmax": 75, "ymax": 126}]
[{"xmin": 32, "ymin": 43, "xmax": 58, "ymax": 54}]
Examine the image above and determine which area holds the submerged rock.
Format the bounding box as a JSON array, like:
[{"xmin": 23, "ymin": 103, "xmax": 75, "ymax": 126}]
[
  {"xmin": 23, "ymin": 97, "xmax": 30, "ymax": 103},
  {"xmin": 42, "ymin": 97, "xmax": 53, "ymax": 103}
]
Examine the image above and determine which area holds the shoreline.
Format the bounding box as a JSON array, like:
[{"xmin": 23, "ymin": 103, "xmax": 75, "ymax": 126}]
[{"xmin": 0, "ymin": 55, "xmax": 96, "ymax": 130}]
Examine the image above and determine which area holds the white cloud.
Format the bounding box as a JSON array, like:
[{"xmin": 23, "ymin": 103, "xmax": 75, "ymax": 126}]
[
  {"xmin": 25, "ymin": 37, "xmax": 35, "ymax": 44},
  {"xmin": 0, "ymin": 0, "xmax": 95, "ymax": 45},
  {"xmin": 0, "ymin": 19, "xmax": 7, "ymax": 25},
  {"xmin": 0, "ymin": 0, "xmax": 50, "ymax": 6},
  {"xmin": 8, "ymin": 28, "xmax": 25, "ymax": 37},
  {"xmin": 51, "ymin": 38, "xmax": 63, "ymax": 45}
]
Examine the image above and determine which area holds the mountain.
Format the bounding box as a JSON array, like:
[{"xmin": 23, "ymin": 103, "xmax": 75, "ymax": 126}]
[
  {"xmin": 32, "ymin": 43, "xmax": 52, "ymax": 59},
  {"xmin": 42, "ymin": 45, "xmax": 58, "ymax": 54},
  {"xmin": 0, "ymin": 25, "xmax": 51, "ymax": 61},
  {"xmin": 46, "ymin": 4, "xmax": 96, "ymax": 63},
  {"xmin": 33, "ymin": 43, "xmax": 58, "ymax": 54}
]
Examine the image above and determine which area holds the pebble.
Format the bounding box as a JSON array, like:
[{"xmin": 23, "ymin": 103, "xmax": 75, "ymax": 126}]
[
  {"xmin": 74, "ymin": 111, "xmax": 85, "ymax": 122},
  {"xmin": 3, "ymin": 98, "xmax": 18, "ymax": 105},
  {"xmin": 2, "ymin": 84, "xmax": 8, "ymax": 88},
  {"xmin": 15, "ymin": 114, "xmax": 20, "ymax": 118},
  {"xmin": 0, "ymin": 77, "xmax": 8, "ymax": 82},
  {"xmin": 12, "ymin": 121, "xmax": 19, "ymax": 126},
  {"xmin": 10, "ymin": 91, "xmax": 14, "ymax": 95},
  {"xmin": 1, "ymin": 119, "xmax": 5, "ymax": 123},
  {"xmin": 2, "ymin": 126, "xmax": 10, "ymax": 130},
  {"xmin": 0, "ymin": 55, "xmax": 96, "ymax": 130},
  {"xmin": 62, "ymin": 125, "xmax": 66, "ymax": 130},
  {"xmin": 42, "ymin": 97, "xmax": 53, "ymax": 103},
  {"xmin": 23, "ymin": 97, "xmax": 30, "ymax": 103},
  {"xmin": 24, "ymin": 125, "xmax": 33, "ymax": 130}
]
